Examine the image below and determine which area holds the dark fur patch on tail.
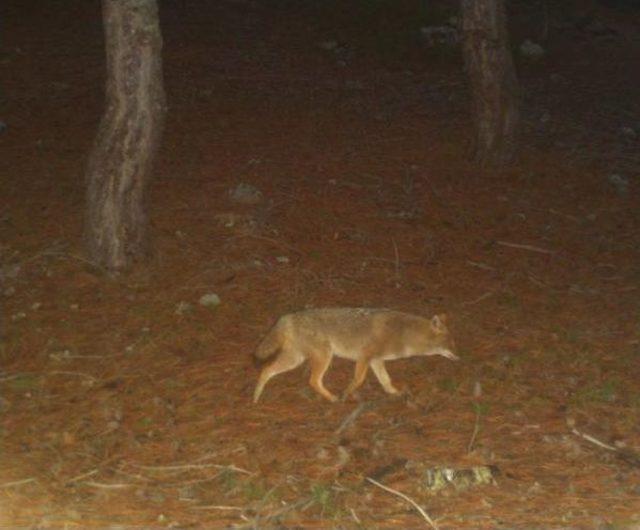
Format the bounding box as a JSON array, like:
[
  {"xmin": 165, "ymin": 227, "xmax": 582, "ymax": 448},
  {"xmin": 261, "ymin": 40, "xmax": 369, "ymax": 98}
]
[
  {"xmin": 253, "ymin": 324, "xmax": 282, "ymax": 365},
  {"xmin": 253, "ymin": 346, "xmax": 281, "ymax": 367}
]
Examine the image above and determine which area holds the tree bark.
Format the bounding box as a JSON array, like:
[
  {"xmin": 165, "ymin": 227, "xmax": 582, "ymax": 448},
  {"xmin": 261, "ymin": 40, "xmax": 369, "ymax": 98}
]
[
  {"xmin": 85, "ymin": 0, "xmax": 166, "ymax": 271},
  {"xmin": 461, "ymin": 0, "xmax": 520, "ymax": 165}
]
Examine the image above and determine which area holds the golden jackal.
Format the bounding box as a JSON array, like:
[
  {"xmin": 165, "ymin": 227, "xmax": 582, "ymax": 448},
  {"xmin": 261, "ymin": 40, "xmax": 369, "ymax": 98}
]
[{"xmin": 253, "ymin": 308, "xmax": 458, "ymax": 403}]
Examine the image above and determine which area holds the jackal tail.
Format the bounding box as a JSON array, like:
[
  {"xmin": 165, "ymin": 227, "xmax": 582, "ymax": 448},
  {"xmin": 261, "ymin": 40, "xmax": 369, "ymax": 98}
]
[{"xmin": 254, "ymin": 322, "xmax": 283, "ymax": 361}]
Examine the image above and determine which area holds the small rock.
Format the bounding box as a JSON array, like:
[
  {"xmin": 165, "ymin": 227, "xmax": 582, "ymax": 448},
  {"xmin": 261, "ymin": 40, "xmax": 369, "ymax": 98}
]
[
  {"xmin": 49, "ymin": 349, "xmax": 72, "ymax": 361},
  {"xmin": 199, "ymin": 293, "xmax": 221, "ymax": 308},
  {"xmin": 214, "ymin": 212, "xmax": 255, "ymax": 230},
  {"xmin": 420, "ymin": 25, "xmax": 459, "ymax": 46},
  {"xmin": 11, "ymin": 312, "xmax": 26, "ymax": 322},
  {"xmin": 608, "ymin": 174, "xmax": 629, "ymax": 196},
  {"xmin": 621, "ymin": 126, "xmax": 636, "ymax": 138},
  {"xmin": 228, "ymin": 182, "xmax": 263, "ymax": 205},
  {"xmin": 276, "ymin": 256, "xmax": 290, "ymax": 264},
  {"xmin": 175, "ymin": 301, "xmax": 193, "ymax": 315},
  {"xmin": 31, "ymin": 302, "xmax": 42, "ymax": 311},
  {"xmin": 337, "ymin": 445, "xmax": 351, "ymax": 467},
  {"xmin": 69, "ymin": 303, "xmax": 79, "ymax": 311},
  {"xmin": 0, "ymin": 396, "xmax": 11, "ymax": 412},
  {"xmin": 318, "ymin": 40, "xmax": 338, "ymax": 51},
  {"xmin": 105, "ymin": 420, "xmax": 120, "ymax": 432},
  {"xmin": 1, "ymin": 264, "xmax": 21, "ymax": 280},
  {"xmin": 520, "ymin": 39, "xmax": 545, "ymax": 58}
]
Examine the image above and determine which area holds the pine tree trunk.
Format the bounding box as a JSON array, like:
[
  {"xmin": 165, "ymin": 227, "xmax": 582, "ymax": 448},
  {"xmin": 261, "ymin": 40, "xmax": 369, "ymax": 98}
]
[
  {"xmin": 85, "ymin": 0, "xmax": 166, "ymax": 271},
  {"xmin": 461, "ymin": 0, "xmax": 520, "ymax": 165}
]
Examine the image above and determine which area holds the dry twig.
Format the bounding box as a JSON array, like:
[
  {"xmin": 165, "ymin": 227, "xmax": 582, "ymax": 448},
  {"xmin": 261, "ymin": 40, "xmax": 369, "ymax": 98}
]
[
  {"xmin": 131, "ymin": 462, "xmax": 254, "ymax": 475},
  {"xmin": 392, "ymin": 238, "xmax": 401, "ymax": 285},
  {"xmin": 496, "ymin": 241, "xmax": 554, "ymax": 255},
  {"xmin": 0, "ymin": 478, "xmax": 37, "ymax": 488},
  {"xmin": 335, "ymin": 401, "xmax": 371, "ymax": 437},
  {"xmin": 65, "ymin": 469, "xmax": 99, "ymax": 484},
  {"xmin": 466, "ymin": 260, "xmax": 496, "ymax": 271},
  {"xmin": 190, "ymin": 505, "xmax": 244, "ymax": 511},
  {"xmin": 48, "ymin": 371, "xmax": 97, "ymax": 383},
  {"xmin": 462, "ymin": 291, "xmax": 494, "ymax": 306},
  {"xmin": 366, "ymin": 477, "xmax": 438, "ymax": 529},
  {"xmin": 467, "ymin": 404, "xmax": 482, "ymax": 454},
  {"xmin": 83, "ymin": 481, "xmax": 132, "ymax": 489}
]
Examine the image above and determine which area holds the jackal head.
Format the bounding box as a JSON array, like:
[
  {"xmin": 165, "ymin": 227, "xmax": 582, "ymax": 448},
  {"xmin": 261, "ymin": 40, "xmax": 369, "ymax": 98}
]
[{"xmin": 425, "ymin": 314, "xmax": 459, "ymax": 361}]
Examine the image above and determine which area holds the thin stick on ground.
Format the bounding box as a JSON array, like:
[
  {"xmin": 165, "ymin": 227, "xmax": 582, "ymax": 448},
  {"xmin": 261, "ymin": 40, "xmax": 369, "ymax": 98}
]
[
  {"xmin": 48, "ymin": 371, "xmax": 97, "ymax": 383},
  {"xmin": 462, "ymin": 291, "xmax": 494, "ymax": 306},
  {"xmin": 467, "ymin": 404, "xmax": 482, "ymax": 454},
  {"xmin": 131, "ymin": 462, "xmax": 254, "ymax": 475},
  {"xmin": 335, "ymin": 401, "xmax": 371, "ymax": 437},
  {"xmin": 466, "ymin": 260, "xmax": 496, "ymax": 271},
  {"xmin": 496, "ymin": 240, "xmax": 555, "ymax": 254},
  {"xmin": 83, "ymin": 481, "xmax": 132, "ymax": 489},
  {"xmin": 65, "ymin": 468, "xmax": 99, "ymax": 484},
  {"xmin": 366, "ymin": 477, "xmax": 439, "ymax": 530},
  {"xmin": 392, "ymin": 238, "xmax": 401, "ymax": 285},
  {"xmin": 190, "ymin": 505, "xmax": 244, "ymax": 511},
  {"xmin": 569, "ymin": 425, "xmax": 617, "ymax": 452},
  {"xmin": 568, "ymin": 421, "xmax": 640, "ymax": 466},
  {"xmin": 0, "ymin": 478, "xmax": 37, "ymax": 488}
]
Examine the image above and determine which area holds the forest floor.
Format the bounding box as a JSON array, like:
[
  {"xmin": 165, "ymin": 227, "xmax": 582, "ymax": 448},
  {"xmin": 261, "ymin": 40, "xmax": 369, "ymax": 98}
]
[{"xmin": 1, "ymin": 1, "xmax": 640, "ymax": 528}]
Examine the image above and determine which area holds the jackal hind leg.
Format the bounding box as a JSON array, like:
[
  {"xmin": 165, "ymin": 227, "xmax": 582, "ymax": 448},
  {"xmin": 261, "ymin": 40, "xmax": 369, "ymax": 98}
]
[{"xmin": 253, "ymin": 349, "xmax": 304, "ymax": 403}]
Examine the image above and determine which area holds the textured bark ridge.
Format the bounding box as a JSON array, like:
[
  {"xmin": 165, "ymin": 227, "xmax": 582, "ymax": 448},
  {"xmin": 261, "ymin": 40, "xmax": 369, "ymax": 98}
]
[
  {"xmin": 461, "ymin": 0, "xmax": 520, "ymax": 165},
  {"xmin": 85, "ymin": 0, "xmax": 166, "ymax": 271}
]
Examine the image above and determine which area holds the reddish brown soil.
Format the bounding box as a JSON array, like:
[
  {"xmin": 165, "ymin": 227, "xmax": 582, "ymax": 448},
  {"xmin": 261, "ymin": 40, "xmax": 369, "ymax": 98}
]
[{"xmin": 2, "ymin": 1, "xmax": 639, "ymax": 528}]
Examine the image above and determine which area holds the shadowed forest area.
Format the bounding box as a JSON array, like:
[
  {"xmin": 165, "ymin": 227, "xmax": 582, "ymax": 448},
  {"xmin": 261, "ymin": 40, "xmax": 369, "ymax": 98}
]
[{"xmin": 1, "ymin": 0, "xmax": 640, "ymax": 527}]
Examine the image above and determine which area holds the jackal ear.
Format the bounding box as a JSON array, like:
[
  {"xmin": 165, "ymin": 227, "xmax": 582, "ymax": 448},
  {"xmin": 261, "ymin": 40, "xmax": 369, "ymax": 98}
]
[{"xmin": 431, "ymin": 314, "xmax": 447, "ymax": 332}]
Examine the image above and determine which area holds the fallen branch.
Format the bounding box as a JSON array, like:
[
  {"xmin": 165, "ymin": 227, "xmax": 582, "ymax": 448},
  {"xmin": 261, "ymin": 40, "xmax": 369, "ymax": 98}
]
[
  {"xmin": 131, "ymin": 462, "xmax": 253, "ymax": 475},
  {"xmin": 568, "ymin": 419, "xmax": 640, "ymax": 468},
  {"xmin": 570, "ymin": 427, "xmax": 617, "ymax": 452},
  {"xmin": 366, "ymin": 477, "xmax": 438, "ymax": 530}
]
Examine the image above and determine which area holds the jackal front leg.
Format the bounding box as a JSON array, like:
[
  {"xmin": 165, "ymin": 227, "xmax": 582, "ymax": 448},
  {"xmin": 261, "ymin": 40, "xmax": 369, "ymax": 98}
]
[{"xmin": 370, "ymin": 358, "xmax": 400, "ymax": 395}]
